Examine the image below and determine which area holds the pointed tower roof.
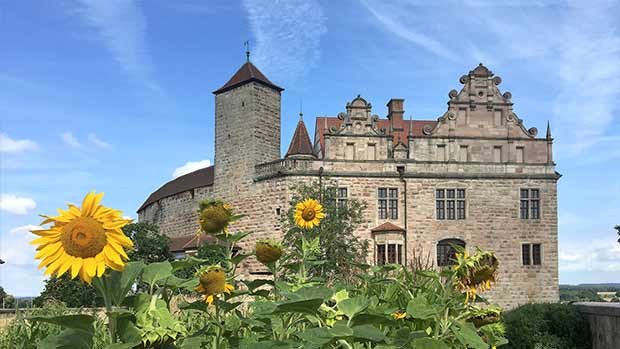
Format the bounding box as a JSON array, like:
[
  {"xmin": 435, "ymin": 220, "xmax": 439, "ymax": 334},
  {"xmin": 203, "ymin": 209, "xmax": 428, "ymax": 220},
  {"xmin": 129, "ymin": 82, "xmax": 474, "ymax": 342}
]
[
  {"xmin": 286, "ymin": 113, "xmax": 315, "ymax": 158},
  {"xmin": 546, "ymin": 121, "xmax": 552, "ymax": 139},
  {"xmin": 213, "ymin": 61, "xmax": 284, "ymax": 95}
]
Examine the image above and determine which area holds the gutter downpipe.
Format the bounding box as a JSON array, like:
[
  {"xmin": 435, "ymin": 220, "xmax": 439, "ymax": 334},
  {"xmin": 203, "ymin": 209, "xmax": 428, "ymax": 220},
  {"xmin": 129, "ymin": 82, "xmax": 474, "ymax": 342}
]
[{"xmin": 397, "ymin": 165, "xmax": 408, "ymax": 266}]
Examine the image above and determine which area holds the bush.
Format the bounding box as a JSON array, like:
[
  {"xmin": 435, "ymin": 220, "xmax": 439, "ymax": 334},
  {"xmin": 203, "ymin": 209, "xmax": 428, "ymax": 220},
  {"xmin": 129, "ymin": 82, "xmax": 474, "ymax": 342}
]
[{"xmin": 503, "ymin": 303, "xmax": 591, "ymax": 349}]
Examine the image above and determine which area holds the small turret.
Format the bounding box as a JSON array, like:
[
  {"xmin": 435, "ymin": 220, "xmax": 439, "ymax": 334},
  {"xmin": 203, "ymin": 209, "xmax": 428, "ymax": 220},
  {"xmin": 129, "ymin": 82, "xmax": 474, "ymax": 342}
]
[{"xmin": 285, "ymin": 112, "xmax": 315, "ymax": 159}]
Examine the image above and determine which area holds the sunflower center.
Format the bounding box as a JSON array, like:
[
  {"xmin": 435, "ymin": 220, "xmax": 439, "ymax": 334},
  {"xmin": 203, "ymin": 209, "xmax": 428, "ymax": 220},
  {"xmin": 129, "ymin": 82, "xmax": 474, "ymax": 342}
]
[
  {"xmin": 60, "ymin": 217, "xmax": 107, "ymax": 258},
  {"xmin": 301, "ymin": 207, "xmax": 316, "ymax": 221},
  {"xmin": 200, "ymin": 268, "xmax": 226, "ymax": 294}
]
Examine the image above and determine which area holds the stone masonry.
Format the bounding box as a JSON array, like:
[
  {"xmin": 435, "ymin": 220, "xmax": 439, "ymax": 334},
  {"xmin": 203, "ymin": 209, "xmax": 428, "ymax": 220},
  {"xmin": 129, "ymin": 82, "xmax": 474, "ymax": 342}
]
[{"xmin": 138, "ymin": 61, "xmax": 560, "ymax": 309}]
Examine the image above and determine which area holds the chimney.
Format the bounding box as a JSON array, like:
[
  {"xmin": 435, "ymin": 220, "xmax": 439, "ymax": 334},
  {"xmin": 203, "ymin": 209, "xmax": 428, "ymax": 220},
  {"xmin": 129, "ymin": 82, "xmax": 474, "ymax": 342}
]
[{"xmin": 387, "ymin": 98, "xmax": 404, "ymax": 122}]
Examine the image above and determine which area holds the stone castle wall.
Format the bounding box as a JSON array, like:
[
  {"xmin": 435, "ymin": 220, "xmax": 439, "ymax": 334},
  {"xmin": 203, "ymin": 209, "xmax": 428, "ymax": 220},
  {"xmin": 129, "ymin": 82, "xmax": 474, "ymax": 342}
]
[{"xmin": 138, "ymin": 186, "xmax": 213, "ymax": 237}]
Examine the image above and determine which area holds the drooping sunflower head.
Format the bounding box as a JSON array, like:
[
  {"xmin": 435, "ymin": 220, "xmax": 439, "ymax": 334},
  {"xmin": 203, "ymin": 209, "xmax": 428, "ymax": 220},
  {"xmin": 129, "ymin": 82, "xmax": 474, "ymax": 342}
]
[
  {"xmin": 195, "ymin": 265, "xmax": 234, "ymax": 304},
  {"xmin": 31, "ymin": 192, "xmax": 133, "ymax": 284},
  {"xmin": 198, "ymin": 200, "xmax": 232, "ymax": 235},
  {"xmin": 293, "ymin": 198, "xmax": 325, "ymax": 229},
  {"xmin": 453, "ymin": 248, "xmax": 499, "ymax": 303},
  {"xmin": 255, "ymin": 239, "xmax": 283, "ymax": 265}
]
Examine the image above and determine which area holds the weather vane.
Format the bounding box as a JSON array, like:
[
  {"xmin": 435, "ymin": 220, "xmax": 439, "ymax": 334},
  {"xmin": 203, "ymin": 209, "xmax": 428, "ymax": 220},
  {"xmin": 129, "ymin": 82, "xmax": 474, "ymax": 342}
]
[{"xmin": 244, "ymin": 40, "xmax": 250, "ymax": 62}]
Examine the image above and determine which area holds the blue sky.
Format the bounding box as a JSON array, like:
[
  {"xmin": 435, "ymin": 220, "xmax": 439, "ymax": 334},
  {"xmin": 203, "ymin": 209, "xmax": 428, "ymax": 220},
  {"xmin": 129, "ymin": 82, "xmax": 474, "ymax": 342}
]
[{"xmin": 1, "ymin": 0, "xmax": 619, "ymax": 296}]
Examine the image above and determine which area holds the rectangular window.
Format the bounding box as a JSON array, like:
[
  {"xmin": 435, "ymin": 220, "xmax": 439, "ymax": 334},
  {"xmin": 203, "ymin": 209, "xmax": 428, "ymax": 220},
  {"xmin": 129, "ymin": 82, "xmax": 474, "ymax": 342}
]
[
  {"xmin": 522, "ymin": 243, "xmax": 542, "ymax": 266},
  {"xmin": 522, "ymin": 244, "xmax": 531, "ymax": 265},
  {"xmin": 378, "ymin": 188, "xmax": 388, "ymax": 219},
  {"xmin": 337, "ymin": 187, "xmax": 348, "ymax": 209},
  {"xmin": 367, "ymin": 144, "xmax": 376, "ymax": 160},
  {"xmin": 388, "ymin": 188, "xmax": 398, "ymax": 219},
  {"xmin": 345, "ymin": 143, "xmax": 355, "ymax": 160},
  {"xmin": 376, "ymin": 243, "xmax": 403, "ymax": 265},
  {"xmin": 377, "ymin": 244, "xmax": 386, "ymax": 265},
  {"xmin": 437, "ymin": 144, "xmax": 446, "ymax": 161},
  {"xmin": 493, "ymin": 146, "xmax": 503, "ymax": 162},
  {"xmin": 436, "ymin": 188, "xmax": 466, "ymax": 220},
  {"xmin": 532, "ymin": 243, "xmax": 542, "ymax": 265},
  {"xmin": 516, "ymin": 146, "xmax": 525, "ymax": 163},
  {"xmin": 520, "ymin": 189, "xmax": 540, "ymax": 219},
  {"xmin": 458, "ymin": 107, "xmax": 467, "ymax": 125},
  {"xmin": 459, "ymin": 145, "xmax": 469, "ymax": 162}
]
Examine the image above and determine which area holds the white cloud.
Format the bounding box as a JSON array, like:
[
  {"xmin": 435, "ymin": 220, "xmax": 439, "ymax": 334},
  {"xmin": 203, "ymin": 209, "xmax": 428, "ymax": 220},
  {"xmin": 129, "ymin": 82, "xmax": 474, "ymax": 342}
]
[
  {"xmin": 76, "ymin": 0, "xmax": 160, "ymax": 91},
  {"xmin": 172, "ymin": 159, "xmax": 211, "ymax": 178},
  {"xmin": 0, "ymin": 133, "xmax": 38, "ymax": 153},
  {"xmin": 61, "ymin": 131, "xmax": 81, "ymax": 148},
  {"xmin": 0, "ymin": 194, "xmax": 37, "ymax": 215},
  {"xmin": 560, "ymin": 238, "xmax": 620, "ymax": 273},
  {"xmin": 360, "ymin": 0, "xmax": 455, "ymax": 61},
  {"xmin": 0, "ymin": 225, "xmax": 46, "ymax": 296},
  {"xmin": 88, "ymin": 133, "xmax": 112, "ymax": 149},
  {"xmin": 243, "ymin": 0, "xmax": 327, "ymax": 81}
]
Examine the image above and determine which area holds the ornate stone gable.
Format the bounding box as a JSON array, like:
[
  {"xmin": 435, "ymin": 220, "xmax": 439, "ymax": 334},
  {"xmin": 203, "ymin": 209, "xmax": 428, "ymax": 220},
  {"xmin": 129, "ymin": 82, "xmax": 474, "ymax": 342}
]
[
  {"xmin": 330, "ymin": 95, "xmax": 387, "ymax": 136},
  {"xmin": 431, "ymin": 64, "xmax": 539, "ymax": 139}
]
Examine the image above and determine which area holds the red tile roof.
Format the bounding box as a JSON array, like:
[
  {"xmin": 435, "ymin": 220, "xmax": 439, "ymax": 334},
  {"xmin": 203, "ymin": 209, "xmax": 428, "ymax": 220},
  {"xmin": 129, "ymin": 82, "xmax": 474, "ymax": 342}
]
[
  {"xmin": 371, "ymin": 222, "xmax": 406, "ymax": 232},
  {"xmin": 169, "ymin": 234, "xmax": 215, "ymax": 253},
  {"xmin": 286, "ymin": 116, "xmax": 315, "ymax": 157},
  {"xmin": 213, "ymin": 61, "xmax": 283, "ymax": 94},
  {"xmin": 138, "ymin": 166, "xmax": 214, "ymax": 212},
  {"xmin": 313, "ymin": 117, "xmax": 437, "ymax": 156}
]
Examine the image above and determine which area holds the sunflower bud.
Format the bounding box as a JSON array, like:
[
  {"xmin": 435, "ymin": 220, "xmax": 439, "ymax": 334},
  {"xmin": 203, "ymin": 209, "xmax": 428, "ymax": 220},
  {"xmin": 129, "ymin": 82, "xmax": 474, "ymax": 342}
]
[
  {"xmin": 255, "ymin": 240, "xmax": 283, "ymax": 264},
  {"xmin": 198, "ymin": 200, "xmax": 231, "ymax": 234}
]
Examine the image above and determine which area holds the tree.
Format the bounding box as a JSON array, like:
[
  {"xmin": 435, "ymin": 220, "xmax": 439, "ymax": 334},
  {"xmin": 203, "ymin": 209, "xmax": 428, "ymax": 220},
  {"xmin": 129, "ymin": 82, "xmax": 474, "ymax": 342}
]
[
  {"xmin": 0, "ymin": 286, "xmax": 6, "ymax": 306},
  {"xmin": 4, "ymin": 294, "xmax": 15, "ymax": 308},
  {"xmin": 123, "ymin": 222, "xmax": 174, "ymax": 263},
  {"xmin": 616, "ymin": 225, "xmax": 620, "ymax": 244},
  {"xmin": 283, "ymin": 180, "xmax": 369, "ymax": 281},
  {"xmin": 33, "ymin": 274, "xmax": 102, "ymax": 308}
]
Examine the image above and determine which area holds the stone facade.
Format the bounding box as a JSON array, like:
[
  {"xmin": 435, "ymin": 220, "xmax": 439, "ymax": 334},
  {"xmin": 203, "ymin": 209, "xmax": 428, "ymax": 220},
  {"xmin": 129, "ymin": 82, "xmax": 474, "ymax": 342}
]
[{"xmin": 138, "ymin": 61, "xmax": 560, "ymax": 309}]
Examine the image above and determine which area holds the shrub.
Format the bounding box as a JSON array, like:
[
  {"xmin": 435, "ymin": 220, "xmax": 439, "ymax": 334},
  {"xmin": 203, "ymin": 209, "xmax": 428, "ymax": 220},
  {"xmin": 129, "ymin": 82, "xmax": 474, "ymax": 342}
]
[{"xmin": 503, "ymin": 303, "xmax": 591, "ymax": 349}]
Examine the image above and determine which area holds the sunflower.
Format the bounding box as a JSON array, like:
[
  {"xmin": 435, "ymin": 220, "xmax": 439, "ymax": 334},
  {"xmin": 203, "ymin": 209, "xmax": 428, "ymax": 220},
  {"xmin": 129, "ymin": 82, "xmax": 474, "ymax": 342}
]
[
  {"xmin": 198, "ymin": 200, "xmax": 232, "ymax": 235},
  {"xmin": 294, "ymin": 198, "xmax": 325, "ymax": 229},
  {"xmin": 195, "ymin": 265, "xmax": 234, "ymax": 305},
  {"xmin": 452, "ymin": 248, "xmax": 499, "ymax": 303},
  {"xmin": 255, "ymin": 240, "xmax": 283, "ymax": 264},
  {"xmin": 31, "ymin": 192, "xmax": 133, "ymax": 284},
  {"xmin": 392, "ymin": 311, "xmax": 407, "ymax": 320}
]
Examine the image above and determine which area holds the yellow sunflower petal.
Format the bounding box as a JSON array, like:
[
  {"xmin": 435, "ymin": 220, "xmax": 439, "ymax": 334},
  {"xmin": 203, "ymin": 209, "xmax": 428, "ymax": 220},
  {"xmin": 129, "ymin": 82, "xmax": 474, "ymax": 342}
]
[
  {"xmin": 37, "ymin": 248, "xmax": 64, "ymax": 270},
  {"xmin": 225, "ymin": 284, "xmax": 234, "ymax": 294},
  {"xmin": 205, "ymin": 295, "xmax": 214, "ymax": 304},
  {"xmin": 83, "ymin": 258, "xmax": 97, "ymax": 278},
  {"xmin": 56, "ymin": 255, "xmax": 74, "ymax": 277},
  {"xmin": 34, "ymin": 242, "xmax": 62, "ymax": 259},
  {"xmin": 71, "ymin": 258, "xmax": 83, "ymax": 279}
]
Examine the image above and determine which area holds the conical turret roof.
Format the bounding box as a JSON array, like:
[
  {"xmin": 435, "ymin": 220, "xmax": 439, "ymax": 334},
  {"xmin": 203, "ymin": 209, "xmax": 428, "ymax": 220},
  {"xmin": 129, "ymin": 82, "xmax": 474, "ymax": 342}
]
[{"xmin": 286, "ymin": 114, "xmax": 315, "ymax": 158}]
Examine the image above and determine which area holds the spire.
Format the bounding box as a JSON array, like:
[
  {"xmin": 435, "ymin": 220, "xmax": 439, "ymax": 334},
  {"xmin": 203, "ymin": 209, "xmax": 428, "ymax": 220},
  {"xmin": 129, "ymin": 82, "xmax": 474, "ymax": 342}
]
[
  {"xmin": 285, "ymin": 114, "xmax": 315, "ymax": 158},
  {"xmin": 546, "ymin": 120, "xmax": 552, "ymax": 139}
]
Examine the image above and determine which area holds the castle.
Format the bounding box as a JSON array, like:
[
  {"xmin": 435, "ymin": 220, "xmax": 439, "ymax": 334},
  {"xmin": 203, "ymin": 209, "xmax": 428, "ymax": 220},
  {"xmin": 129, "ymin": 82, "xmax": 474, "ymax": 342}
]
[{"xmin": 138, "ymin": 58, "xmax": 560, "ymax": 309}]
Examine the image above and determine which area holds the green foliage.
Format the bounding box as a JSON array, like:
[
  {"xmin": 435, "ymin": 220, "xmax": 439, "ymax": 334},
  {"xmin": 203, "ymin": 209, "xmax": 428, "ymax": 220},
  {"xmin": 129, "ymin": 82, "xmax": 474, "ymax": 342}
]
[
  {"xmin": 559, "ymin": 284, "xmax": 620, "ymax": 302},
  {"xmin": 616, "ymin": 224, "xmax": 620, "ymax": 244},
  {"xmin": 283, "ymin": 181, "xmax": 369, "ymax": 281},
  {"xmin": 34, "ymin": 274, "xmax": 103, "ymax": 308},
  {"xmin": 123, "ymin": 222, "xmax": 174, "ymax": 264},
  {"xmin": 19, "ymin": 197, "xmax": 509, "ymax": 348},
  {"xmin": 0, "ymin": 300, "xmax": 109, "ymax": 349},
  {"xmin": 503, "ymin": 303, "xmax": 591, "ymax": 349}
]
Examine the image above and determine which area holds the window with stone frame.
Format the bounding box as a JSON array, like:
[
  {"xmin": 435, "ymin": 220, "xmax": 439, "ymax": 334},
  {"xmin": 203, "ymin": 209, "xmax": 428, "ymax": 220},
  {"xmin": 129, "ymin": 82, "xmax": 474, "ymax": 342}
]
[
  {"xmin": 522, "ymin": 243, "xmax": 542, "ymax": 265},
  {"xmin": 520, "ymin": 189, "xmax": 540, "ymax": 219},
  {"xmin": 376, "ymin": 243, "xmax": 403, "ymax": 265},
  {"xmin": 437, "ymin": 238, "xmax": 466, "ymax": 266},
  {"xmin": 378, "ymin": 188, "xmax": 398, "ymax": 220},
  {"xmin": 436, "ymin": 189, "xmax": 466, "ymax": 220},
  {"xmin": 337, "ymin": 187, "xmax": 348, "ymax": 209}
]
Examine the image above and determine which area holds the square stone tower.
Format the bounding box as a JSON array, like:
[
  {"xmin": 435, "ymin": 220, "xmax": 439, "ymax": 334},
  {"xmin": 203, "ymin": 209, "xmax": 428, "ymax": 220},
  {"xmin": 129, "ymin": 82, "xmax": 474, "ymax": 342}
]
[{"xmin": 212, "ymin": 60, "xmax": 284, "ymax": 200}]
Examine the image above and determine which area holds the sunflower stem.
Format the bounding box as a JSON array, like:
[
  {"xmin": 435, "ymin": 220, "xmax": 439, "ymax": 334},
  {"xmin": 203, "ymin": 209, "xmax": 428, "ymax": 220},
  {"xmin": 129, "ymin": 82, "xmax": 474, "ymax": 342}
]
[{"xmin": 93, "ymin": 276, "xmax": 117, "ymax": 343}]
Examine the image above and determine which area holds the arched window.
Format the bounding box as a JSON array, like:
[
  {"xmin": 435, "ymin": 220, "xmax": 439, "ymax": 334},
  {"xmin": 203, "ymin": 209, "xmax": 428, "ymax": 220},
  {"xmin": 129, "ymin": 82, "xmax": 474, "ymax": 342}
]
[{"xmin": 437, "ymin": 238, "xmax": 466, "ymax": 267}]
